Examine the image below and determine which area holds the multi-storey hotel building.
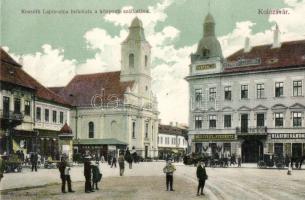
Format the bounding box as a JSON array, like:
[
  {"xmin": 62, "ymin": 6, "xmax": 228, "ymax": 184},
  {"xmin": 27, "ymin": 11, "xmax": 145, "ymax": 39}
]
[{"xmin": 186, "ymin": 13, "xmax": 305, "ymax": 162}]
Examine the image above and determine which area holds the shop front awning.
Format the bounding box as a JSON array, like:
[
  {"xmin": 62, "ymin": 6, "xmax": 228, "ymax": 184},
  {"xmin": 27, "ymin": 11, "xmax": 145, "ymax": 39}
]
[{"xmin": 73, "ymin": 138, "xmax": 128, "ymax": 146}]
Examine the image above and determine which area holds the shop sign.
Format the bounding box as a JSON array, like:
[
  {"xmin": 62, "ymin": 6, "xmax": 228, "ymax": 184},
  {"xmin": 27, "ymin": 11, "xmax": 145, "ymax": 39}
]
[
  {"xmin": 193, "ymin": 134, "xmax": 235, "ymax": 142},
  {"xmin": 271, "ymin": 133, "xmax": 305, "ymax": 139},
  {"xmin": 196, "ymin": 64, "xmax": 216, "ymax": 71},
  {"xmin": 108, "ymin": 145, "xmax": 116, "ymax": 150}
]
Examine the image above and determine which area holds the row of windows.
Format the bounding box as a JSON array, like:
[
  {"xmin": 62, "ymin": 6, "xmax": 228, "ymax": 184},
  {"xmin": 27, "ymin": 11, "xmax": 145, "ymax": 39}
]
[
  {"xmin": 158, "ymin": 136, "xmax": 186, "ymax": 146},
  {"xmin": 128, "ymin": 54, "xmax": 148, "ymax": 68},
  {"xmin": 195, "ymin": 80, "xmax": 303, "ymax": 102},
  {"xmin": 194, "ymin": 112, "xmax": 304, "ymax": 129},
  {"xmin": 132, "ymin": 121, "xmax": 153, "ymax": 139},
  {"xmin": 2, "ymin": 96, "xmax": 31, "ymax": 116},
  {"xmin": 36, "ymin": 107, "xmax": 64, "ymax": 124}
]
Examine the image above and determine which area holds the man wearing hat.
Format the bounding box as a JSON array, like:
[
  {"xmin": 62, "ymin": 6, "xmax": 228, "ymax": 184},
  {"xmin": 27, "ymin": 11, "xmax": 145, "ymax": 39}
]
[
  {"xmin": 196, "ymin": 160, "xmax": 208, "ymax": 196},
  {"xmin": 84, "ymin": 155, "xmax": 94, "ymax": 193},
  {"xmin": 163, "ymin": 160, "xmax": 176, "ymax": 191}
]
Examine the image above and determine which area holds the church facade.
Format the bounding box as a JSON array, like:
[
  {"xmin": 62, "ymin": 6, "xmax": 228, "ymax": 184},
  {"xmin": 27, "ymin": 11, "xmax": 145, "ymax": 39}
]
[
  {"xmin": 186, "ymin": 13, "xmax": 305, "ymax": 162},
  {"xmin": 51, "ymin": 17, "xmax": 159, "ymax": 159}
]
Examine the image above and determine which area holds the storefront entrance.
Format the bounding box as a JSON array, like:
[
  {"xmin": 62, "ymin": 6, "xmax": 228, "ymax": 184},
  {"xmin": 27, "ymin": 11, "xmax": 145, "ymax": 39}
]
[
  {"xmin": 242, "ymin": 139, "xmax": 263, "ymax": 163},
  {"xmin": 292, "ymin": 143, "xmax": 302, "ymax": 159}
]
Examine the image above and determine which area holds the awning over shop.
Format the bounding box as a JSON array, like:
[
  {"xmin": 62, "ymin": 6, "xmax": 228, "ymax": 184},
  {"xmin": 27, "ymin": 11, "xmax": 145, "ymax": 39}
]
[{"xmin": 73, "ymin": 138, "xmax": 127, "ymax": 146}]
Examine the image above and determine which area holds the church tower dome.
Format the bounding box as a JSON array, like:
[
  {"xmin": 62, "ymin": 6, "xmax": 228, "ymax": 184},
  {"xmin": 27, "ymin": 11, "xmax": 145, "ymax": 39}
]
[{"xmin": 193, "ymin": 13, "xmax": 223, "ymax": 62}]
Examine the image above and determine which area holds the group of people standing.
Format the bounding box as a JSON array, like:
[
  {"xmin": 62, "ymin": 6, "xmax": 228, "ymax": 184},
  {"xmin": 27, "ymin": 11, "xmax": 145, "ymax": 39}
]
[
  {"xmin": 84, "ymin": 156, "xmax": 103, "ymax": 193},
  {"xmin": 163, "ymin": 159, "xmax": 208, "ymax": 196}
]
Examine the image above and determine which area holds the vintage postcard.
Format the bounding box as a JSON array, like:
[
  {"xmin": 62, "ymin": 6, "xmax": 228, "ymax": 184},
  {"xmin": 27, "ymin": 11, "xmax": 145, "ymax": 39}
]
[{"xmin": 1, "ymin": 0, "xmax": 305, "ymax": 199}]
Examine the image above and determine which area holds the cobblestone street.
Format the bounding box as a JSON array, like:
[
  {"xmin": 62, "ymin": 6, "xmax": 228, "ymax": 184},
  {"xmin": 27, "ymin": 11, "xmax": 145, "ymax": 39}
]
[{"xmin": 1, "ymin": 162, "xmax": 305, "ymax": 200}]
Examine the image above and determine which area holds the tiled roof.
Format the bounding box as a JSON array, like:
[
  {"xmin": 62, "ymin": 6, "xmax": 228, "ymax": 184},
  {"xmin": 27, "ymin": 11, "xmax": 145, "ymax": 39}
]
[
  {"xmin": 224, "ymin": 40, "xmax": 305, "ymax": 73},
  {"xmin": 158, "ymin": 124, "xmax": 188, "ymax": 136},
  {"xmin": 0, "ymin": 48, "xmax": 71, "ymax": 107},
  {"xmin": 56, "ymin": 71, "xmax": 134, "ymax": 107},
  {"xmin": 59, "ymin": 122, "xmax": 72, "ymax": 134},
  {"xmin": 48, "ymin": 86, "xmax": 64, "ymax": 94}
]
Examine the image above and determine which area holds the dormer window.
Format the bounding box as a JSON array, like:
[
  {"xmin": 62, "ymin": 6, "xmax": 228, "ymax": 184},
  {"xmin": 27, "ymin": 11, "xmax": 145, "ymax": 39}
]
[{"xmin": 129, "ymin": 53, "xmax": 134, "ymax": 68}]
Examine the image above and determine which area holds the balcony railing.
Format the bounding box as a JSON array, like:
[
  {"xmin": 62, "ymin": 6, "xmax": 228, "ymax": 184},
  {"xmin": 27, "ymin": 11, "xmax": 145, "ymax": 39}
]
[
  {"xmin": 0, "ymin": 110, "xmax": 24, "ymax": 121},
  {"xmin": 236, "ymin": 126, "xmax": 267, "ymax": 135}
]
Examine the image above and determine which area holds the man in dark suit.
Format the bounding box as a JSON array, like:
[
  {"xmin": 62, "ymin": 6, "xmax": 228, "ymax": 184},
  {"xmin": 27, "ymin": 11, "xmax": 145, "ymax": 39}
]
[
  {"xmin": 30, "ymin": 152, "xmax": 38, "ymax": 172},
  {"xmin": 84, "ymin": 156, "xmax": 94, "ymax": 193},
  {"xmin": 196, "ymin": 160, "xmax": 208, "ymax": 196},
  {"xmin": 58, "ymin": 157, "xmax": 67, "ymax": 193}
]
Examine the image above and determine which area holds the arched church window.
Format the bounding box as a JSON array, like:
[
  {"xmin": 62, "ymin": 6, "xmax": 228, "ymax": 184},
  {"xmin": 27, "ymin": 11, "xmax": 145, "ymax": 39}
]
[
  {"xmin": 145, "ymin": 55, "xmax": 148, "ymax": 67},
  {"xmin": 89, "ymin": 122, "xmax": 94, "ymax": 138},
  {"xmin": 129, "ymin": 53, "xmax": 134, "ymax": 68}
]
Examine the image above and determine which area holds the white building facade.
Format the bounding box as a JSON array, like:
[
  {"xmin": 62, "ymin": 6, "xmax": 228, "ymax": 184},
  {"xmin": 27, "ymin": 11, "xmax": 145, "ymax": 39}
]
[
  {"xmin": 186, "ymin": 13, "xmax": 305, "ymax": 162},
  {"xmin": 158, "ymin": 124, "xmax": 188, "ymax": 159},
  {"xmin": 52, "ymin": 17, "xmax": 159, "ymax": 159}
]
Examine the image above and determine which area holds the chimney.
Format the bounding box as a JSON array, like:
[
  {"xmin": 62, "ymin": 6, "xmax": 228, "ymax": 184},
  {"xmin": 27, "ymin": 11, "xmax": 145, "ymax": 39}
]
[
  {"xmin": 272, "ymin": 24, "xmax": 281, "ymax": 48},
  {"xmin": 244, "ymin": 37, "xmax": 251, "ymax": 53},
  {"xmin": 170, "ymin": 122, "xmax": 173, "ymax": 126},
  {"xmin": 175, "ymin": 122, "xmax": 178, "ymax": 127}
]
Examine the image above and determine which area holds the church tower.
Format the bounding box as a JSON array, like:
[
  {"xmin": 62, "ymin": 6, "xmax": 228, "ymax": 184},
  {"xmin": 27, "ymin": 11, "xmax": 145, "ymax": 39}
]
[
  {"xmin": 120, "ymin": 17, "xmax": 152, "ymax": 99},
  {"xmin": 190, "ymin": 13, "xmax": 223, "ymax": 75}
]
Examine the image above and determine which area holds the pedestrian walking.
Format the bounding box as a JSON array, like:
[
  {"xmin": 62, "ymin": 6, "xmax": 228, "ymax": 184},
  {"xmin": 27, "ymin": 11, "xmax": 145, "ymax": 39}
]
[
  {"xmin": 118, "ymin": 152, "xmax": 125, "ymax": 176},
  {"xmin": 196, "ymin": 161, "xmax": 208, "ymax": 196},
  {"xmin": 125, "ymin": 148, "xmax": 132, "ymax": 169},
  {"xmin": 0, "ymin": 156, "xmax": 4, "ymax": 182},
  {"xmin": 111, "ymin": 156, "xmax": 117, "ymax": 168},
  {"xmin": 238, "ymin": 156, "xmax": 241, "ymax": 167},
  {"xmin": 30, "ymin": 152, "xmax": 38, "ymax": 172},
  {"xmin": 163, "ymin": 160, "xmax": 176, "ymax": 191},
  {"xmin": 92, "ymin": 161, "xmax": 102, "ymax": 190},
  {"xmin": 84, "ymin": 156, "xmax": 94, "ymax": 193}
]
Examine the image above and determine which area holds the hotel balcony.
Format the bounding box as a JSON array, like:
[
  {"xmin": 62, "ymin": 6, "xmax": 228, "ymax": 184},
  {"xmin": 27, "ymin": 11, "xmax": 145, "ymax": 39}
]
[{"xmin": 236, "ymin": 126, "xmax": 268, "ymax": 136}]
